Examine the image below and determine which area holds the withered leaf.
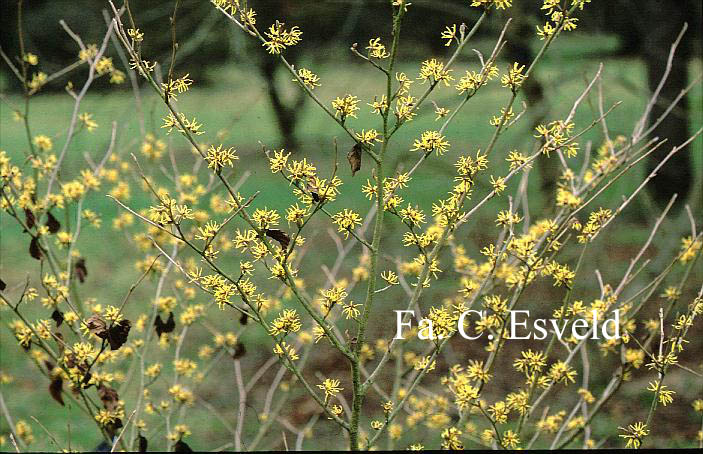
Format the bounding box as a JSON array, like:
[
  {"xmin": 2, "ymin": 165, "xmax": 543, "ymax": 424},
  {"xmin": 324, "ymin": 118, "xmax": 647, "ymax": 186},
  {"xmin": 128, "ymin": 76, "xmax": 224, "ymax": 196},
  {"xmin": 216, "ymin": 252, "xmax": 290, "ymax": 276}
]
[
  {"xmin": 75, "ymin": 258, "xmax": 88, "ymax": 284},
  {"xmin": 107, "ymin": 319, "xmax": 131, "ymax": 350},
  {"xmin": 347, "ymin": 143, "xmax": 362, "ymax": 176},
  {"xmin": 51, "ymin": 309, "xmax": 64, "ymax": 327},
  {"xmin": 239, "ymin": 311, "xmax": 248, "ymax": 325},
  {"xmin": 86, "ymin": 315, "xmax": 108, "ymax": 338},
  {"xmin": 138, "ymin": 434, "xmax": 148, "ymax": 452},
  {"xmin": 98, "ymin": 384, "xmax": 120, "ymax": 411},
  {"xmin": 232, "ymin": 342, "xmax": 246, "ymax": 360},
  {"xmin": 174, "ymin": 440, "xmax": 193, "ymax": 453},
  {"xmin": 154, "ymin": 312, "xmax": 175, "ymax": 337},
  {"xmin": 64, "ymin": 352, "xmax": 77, "ymax": 369},
  {"xmin": 46, "ymin": 211, "xmax": 61, "ymax": 234},
  {"xmin": 29, "ymin": 237, "xmax": 43, "ymax": 260},
  {"xmin": 49, "ymin": 376, "xmax": 65, "ymax": 406},
  {"xmin": 0, "ymin": 278, "xmax": 6, "ymax": 291},
  {"xmin": 24, "ymin": 208, "xmax": 36, "ymax": 229},
  {"xmin": 265, "ymin": 229, "xmax": 290, "ymax": 249}
]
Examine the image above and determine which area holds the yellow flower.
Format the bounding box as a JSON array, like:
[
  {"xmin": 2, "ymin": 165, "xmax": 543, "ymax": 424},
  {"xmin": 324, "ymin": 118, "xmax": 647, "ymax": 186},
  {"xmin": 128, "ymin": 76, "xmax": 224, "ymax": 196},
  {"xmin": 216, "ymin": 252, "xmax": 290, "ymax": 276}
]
[
  {"xmin": 417, "ymin": 58, "xmax": 453, "ymax": 86},
  {"xmin": 355, "ymin": 129, "xmax": 382, "ymax": 146},
  {"xmin": 341, "ymin": 301, "xmax": 361, "ymax": 320},
  {"xmin": 317, "ymin": 378, "xmax": 343, "ymax": 399},
  {"xmin": 619, "ymin": 422, "xmax": 649, "ymax": 449},
  {"xmin": 95, "ymin": 57, "xmax": 114, "ymax": 75},
  {"xmin": 471, "ymin": 0, "xmax": 512, "ymax": 8},
  {"xmin": 441, "ymin": 24, "xmax": 457, "ymax": 46},
  {"xmin": 33, "ymin": 135, "xmax": 53, "ymax": 151},
  {"xmin": 79, "ymin": 113, "xmax": 98, "ymax": 132},
  {"xmin": 366, "ymin": 38, "xmax": 389, "ymax": 59},
  {"xmin": 489, "ymin": 106, "xmax": 514, "ymax": 126},
  {"xmin": 268, "ymin": 149, "xmax": 291, "ymax": 173},
  {"xmin": 500, "ymin": 62, "xmax": 526, "ymax": 90},
  {"xmin": 394, "ymin": 95, "xmax": 417, "ymax": 122},
  {"xmin": 162, "ymin": 74, "xmax": 193, "ymax": 99},
  {"xmin": 24, "ymin": 53, "xmax": 39, "ymax": 65},
  {"xmin": 161, "ymin": 112, "xmax": 205, "ymax": 136},
  {"xmin": 295, "ymin": 68, "xmax": 320, "ymax": 89},
  {"xmin": 263, "ymin": 20, "xmax": 302, "ymax": 54},
  {"xmin": 647, "ymin": 381, "xmax": 676, "ymax": 406},
  {"xmin": 127, "ymin": 28, "xmax": 144, "ymax": 41},
  {"xmin": 489, "ymin": 175, "xmax": 506, "ymax": 194},
  {"xmin": 62, "ymin": 180, "xmax": 86, "ymax": 200},
  {"xmin": 273, "ymin": 341, "xmax": 299, "ymax": 360},
  {"xmin": 205, "ymin": 144, "xmax": 238, "ymax": 172},
  {"xmin": 537, "ymin": 21, "xmax": 556, "ymax": 40},
  {"xmin": 441, "ymin": 427, "xmax": 462, "ymax": 450},
  {"xmin": 332, "ymin": 94, "xmax": 359, "ymax": 121},
  {"xmin": 434, "ymin": 105, "xmax": 450, "ymax": 120},
  {"xmin": 286, "ymin": 203, "xmax": 308, "ymax": 226},
  {"xmin": 411, "ymin": 130, "xmax": 450, "ymax": 156},
  {"xmin": 252, "ymin": 207, "xmax": 280, "ymax": 229},
  {"xmin": 368, "ymin": 95, "xmax": 388, "ymax": 115},
  {"xmin": 269, "ymin": 309, "xmax": 302, "ymax": 336},
  {"xmin": 381, "ymin": 270, "xmax": 399, "ymax": 286},
  {"xmin": 331, "ymin": 209, "xmax": 362, "ymax": 239},
  {"xmin": 28, "ymin": 72, "xmax": 47, "ymax": 91},
  {"xmin": 502, "ymin": 430, "xmax": 520, "ymax": 449},
  {"xmin": 110, "ymin": 70, "xmax": 126, "ymax": 84}
]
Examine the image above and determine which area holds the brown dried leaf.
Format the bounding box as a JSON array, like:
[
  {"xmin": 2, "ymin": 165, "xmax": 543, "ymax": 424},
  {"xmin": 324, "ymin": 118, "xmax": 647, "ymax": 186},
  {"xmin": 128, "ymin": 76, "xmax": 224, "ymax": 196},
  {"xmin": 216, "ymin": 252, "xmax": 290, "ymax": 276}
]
[
  {"xmin": 232, "ymin": 342, "xmax": 246, "ymax": 360},
  {"xmin": 107, "ymin": 319, "xmax": 131, "ymax": 350},
  {"xmin": 64, "ymin": 352, "xmax": 77, "ymax": 369},
  {"xmin": 24, "ymin": 208, "xmax": 36, "ymax": 230},
  {"xmin": 98, "ymin": 384, "xmax": 120, "ymax": 411},
  {"xmin": 85, "ymin": 315, "xmax": 108, "ymax": 338},
  {"xmin": 46, "ymin": 211, "xmax": 61, "ymax": 234},
  {"xmin": 49, "ymin": 376, "xmax": 65, "ymax": 406},
  {"xmin": 51, "ymin": 309, "xmax": 64, "ymax": 327},
  {"xmin": 74, "ymin": 257, "xmax": 88, "ymax": 284},
  {"xmin": 138, "ymin": 434, "xmax": 148, "ymax": 452},
  {"xmin": 154, "ymin": 312, "xmax": 175, "ymax": 337},
  {"xmin": 265, "ymin": 229, "xmax": 290, "ymax": 249},
  {"xmin": 29, "ymin": 237, "xmax": 43, "ymax": 260},
  {"xmin": 174, "ymin": 440, "xmax": 193, "ymax": 452},
  {"xmin": 347, "ymin": 142, "xmax": 362, "ymax": 176}
]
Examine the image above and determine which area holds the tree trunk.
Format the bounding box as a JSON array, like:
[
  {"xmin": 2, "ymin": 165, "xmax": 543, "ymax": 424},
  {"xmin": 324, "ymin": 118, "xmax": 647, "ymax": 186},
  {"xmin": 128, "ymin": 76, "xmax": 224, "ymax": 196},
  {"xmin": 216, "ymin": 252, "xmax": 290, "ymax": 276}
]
[
  {"xmin": 259, "ymin": 54, "xmax": 304, "ymax": 152},
  {"xmin": 639, "ymin": 0, "xmax": 693, "ymax": 209}
]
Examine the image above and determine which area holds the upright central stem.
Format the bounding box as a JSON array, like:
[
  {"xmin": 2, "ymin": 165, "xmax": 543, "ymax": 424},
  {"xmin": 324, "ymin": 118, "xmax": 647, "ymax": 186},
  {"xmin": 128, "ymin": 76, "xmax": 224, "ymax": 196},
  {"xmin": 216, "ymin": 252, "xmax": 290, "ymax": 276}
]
[{"xmin": 349, "ymin": 6, "xmax": 404, "ymax": 450}]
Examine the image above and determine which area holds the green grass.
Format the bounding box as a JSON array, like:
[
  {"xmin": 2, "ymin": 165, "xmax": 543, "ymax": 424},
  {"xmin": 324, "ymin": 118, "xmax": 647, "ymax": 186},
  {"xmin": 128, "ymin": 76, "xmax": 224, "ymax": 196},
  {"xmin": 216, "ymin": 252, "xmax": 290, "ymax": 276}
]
[{"xmin": 1, "ymin": 35, "xmax": 702, "ymax": 450}]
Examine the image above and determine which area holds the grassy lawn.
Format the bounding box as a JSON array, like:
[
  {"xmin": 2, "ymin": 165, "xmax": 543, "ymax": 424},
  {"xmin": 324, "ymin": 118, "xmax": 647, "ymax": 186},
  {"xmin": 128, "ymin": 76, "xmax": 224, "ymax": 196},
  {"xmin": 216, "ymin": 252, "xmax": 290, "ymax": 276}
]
[{"xmin": 1, "ymin": 32, "xmax": 702, "ymax": 449}]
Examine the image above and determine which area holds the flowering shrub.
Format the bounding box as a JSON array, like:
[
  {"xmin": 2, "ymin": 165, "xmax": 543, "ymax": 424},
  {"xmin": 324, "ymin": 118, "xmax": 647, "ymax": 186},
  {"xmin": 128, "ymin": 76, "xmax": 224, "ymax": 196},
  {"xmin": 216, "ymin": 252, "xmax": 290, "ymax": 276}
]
[{"xmin": 1, "ymin": 0, "xmax": 702, "ymax": 451}]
